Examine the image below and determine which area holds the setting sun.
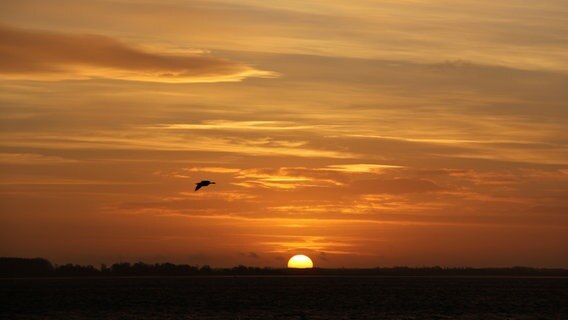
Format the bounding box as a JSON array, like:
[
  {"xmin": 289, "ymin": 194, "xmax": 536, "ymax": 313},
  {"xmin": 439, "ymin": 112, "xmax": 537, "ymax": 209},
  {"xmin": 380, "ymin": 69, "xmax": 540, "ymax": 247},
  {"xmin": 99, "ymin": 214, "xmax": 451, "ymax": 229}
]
[{"xmin": 287, "ymin": 255, "xmax": 314, "ymax": 269}]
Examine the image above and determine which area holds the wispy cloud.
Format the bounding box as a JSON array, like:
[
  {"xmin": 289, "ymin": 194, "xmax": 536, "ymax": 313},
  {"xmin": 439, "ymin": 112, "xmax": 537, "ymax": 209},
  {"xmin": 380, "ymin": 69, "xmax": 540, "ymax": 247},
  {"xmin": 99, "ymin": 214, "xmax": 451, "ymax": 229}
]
[
  {"xmin": 154, "ymin": 121, "xmax": 315, "ymax": 131},
  {"xmin": 0, "ymin": 24, "xmax": 275, "ymax": 83},
  {"xmin": 0, "ymin": 130, "xmax": 355, "ymax": 159},
  {"xmin": 185, "ymin": 167, "xmax": 241, "ymax": 174},
  {"xmin": 326, "ymin": 163, "xmax": 403, "ymax": 173},
  {"xmin": 0, "ymin": 153, "xmax": 78, "ymax": 165}
]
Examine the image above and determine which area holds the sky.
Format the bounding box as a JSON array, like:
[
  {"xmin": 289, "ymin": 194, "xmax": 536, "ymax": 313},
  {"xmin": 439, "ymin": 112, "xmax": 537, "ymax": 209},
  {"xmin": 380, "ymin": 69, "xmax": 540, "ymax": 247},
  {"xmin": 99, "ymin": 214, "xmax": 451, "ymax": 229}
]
[{"xmin": 1, "ymin": 0, "xmax": 567, "ymax": 268}]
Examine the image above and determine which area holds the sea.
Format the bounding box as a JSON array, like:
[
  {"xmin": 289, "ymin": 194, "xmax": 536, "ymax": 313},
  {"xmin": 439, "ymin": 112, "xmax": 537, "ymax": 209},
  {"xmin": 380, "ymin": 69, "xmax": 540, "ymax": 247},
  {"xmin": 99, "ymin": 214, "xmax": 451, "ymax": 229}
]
[{"xmin": 1, "ymin": 276, "xmax": 567, "ymax": 319}]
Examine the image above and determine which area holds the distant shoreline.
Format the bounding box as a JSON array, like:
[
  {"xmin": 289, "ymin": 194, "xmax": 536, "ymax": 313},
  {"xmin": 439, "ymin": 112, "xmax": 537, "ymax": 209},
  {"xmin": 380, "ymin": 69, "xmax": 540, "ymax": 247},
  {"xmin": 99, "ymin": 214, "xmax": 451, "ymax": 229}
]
[
  {"xmin": 3, "ymin": 275, "xmax": 568, "ymax": 280},
  {"xmin": 2, "ymin": 257, "xmax": 567, "ymax": 278}
]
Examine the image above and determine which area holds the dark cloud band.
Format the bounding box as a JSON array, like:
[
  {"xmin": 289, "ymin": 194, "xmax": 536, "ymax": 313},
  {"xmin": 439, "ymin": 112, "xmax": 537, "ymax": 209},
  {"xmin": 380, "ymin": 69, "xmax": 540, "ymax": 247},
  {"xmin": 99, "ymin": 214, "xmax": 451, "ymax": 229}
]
[{"xmin": 0, "ymin": 24, "xmax": 274, "ymax": 82}]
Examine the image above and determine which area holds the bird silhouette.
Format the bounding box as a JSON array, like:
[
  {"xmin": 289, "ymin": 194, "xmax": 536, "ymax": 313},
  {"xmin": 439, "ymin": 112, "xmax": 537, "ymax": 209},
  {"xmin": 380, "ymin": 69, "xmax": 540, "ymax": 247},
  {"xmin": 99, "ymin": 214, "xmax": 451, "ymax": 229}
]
[{"xmin": 195, "ymin": 180, "xmax": 216, "ymax": 191}]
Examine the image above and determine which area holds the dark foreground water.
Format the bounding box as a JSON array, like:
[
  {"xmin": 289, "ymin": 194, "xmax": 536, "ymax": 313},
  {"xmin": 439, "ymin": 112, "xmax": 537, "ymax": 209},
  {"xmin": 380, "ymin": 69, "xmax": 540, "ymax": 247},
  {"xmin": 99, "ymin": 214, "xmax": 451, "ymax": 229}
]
[{"xmin": 1, "ymin": 276, "xmax": 567, "ymax": 319}]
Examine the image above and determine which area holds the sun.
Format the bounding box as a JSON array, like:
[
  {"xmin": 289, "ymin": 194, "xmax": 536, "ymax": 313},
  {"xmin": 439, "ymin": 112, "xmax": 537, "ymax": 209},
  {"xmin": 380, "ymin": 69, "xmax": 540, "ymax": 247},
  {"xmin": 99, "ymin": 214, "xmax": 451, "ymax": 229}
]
[{"xmin": 287, "ymin": 254, "xmax": 314, "ymax": 269}]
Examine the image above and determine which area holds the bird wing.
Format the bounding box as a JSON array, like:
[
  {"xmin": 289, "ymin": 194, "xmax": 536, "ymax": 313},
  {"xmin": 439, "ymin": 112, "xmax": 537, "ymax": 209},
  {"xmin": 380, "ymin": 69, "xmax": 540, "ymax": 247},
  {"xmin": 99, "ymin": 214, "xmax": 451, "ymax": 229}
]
[{"xmin": 195, "ymin": 184, "xmax": 203, "ymax": 191}]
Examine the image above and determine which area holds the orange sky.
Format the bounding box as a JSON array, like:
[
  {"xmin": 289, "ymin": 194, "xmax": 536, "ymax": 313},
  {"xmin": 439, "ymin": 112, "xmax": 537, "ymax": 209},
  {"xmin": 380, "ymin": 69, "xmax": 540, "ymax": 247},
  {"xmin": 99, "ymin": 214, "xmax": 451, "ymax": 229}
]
[{"xmin": 1, "ymin": 0, "xmax": 567, "ymax": 267}]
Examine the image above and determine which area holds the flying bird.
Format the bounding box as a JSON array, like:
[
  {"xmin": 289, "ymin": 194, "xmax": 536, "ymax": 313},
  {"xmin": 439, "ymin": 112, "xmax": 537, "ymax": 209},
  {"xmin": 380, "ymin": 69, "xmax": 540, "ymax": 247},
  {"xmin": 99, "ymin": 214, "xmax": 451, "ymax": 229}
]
[{"xmin": 195, "ymin": 180, "xmax": 216, "ymax": 191}]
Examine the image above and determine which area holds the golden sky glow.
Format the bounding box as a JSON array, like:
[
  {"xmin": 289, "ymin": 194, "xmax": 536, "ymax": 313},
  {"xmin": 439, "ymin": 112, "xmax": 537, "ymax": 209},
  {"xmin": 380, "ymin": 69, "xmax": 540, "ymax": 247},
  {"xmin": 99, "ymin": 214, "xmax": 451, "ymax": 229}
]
[{"xmin": 1, "ymin": 0, "xmax": 567, "ymax": 267}]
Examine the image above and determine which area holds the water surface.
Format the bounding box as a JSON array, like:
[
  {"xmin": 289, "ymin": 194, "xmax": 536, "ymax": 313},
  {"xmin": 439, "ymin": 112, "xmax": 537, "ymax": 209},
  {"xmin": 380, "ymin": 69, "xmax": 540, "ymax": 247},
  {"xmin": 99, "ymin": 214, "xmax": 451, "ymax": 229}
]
[{"xmin": 2, "ymin": 276, "xmax": 566, "ymax": 319}]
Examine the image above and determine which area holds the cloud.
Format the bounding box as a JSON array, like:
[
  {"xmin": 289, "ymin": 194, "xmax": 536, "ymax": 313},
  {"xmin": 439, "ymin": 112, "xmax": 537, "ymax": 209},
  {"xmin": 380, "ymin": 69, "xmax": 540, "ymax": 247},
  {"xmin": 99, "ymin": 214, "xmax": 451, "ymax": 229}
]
[
  {"xmin": 239, "ymin": 252, "xmax": 260, "ymax": 259},
  {"xmin": 326, "ymin": 163, "xmax": 403, "ymax": 173},
  {"xmin": 350, "ymin": 178, "xmax": 443, "ymax": 195},
  {"xmin": 154, "ymin": 121, "xmax": 314, "ymax": 131},
  {"xmin": 0, "ymin": 24, "xmax": 275, "ymax": 83},
  {"xmin": 261, "ymin": 236, "xmax": 356, "ymax": 255},
  {"xmin": 233, "ymin": 167, "xmax": 345, "ymax": 189},
  {"xmin": 0, "ymin": 130, "xmax": 354, "ymax": 159},
  {"xmin": 185, "ymin": 167, "xmax": 241, "ymax": 174},
  {"xmin": 0, "ymin": 153, "xmax": 78, "ymax": 165}
]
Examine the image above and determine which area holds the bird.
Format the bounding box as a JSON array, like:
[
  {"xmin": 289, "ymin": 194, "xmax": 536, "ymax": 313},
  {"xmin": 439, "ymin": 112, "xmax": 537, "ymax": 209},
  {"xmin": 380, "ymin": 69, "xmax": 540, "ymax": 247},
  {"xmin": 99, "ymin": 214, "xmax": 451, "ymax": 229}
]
[{"xmin": 195, "ymin": 180, "xmax": 216, "ymax": 191}]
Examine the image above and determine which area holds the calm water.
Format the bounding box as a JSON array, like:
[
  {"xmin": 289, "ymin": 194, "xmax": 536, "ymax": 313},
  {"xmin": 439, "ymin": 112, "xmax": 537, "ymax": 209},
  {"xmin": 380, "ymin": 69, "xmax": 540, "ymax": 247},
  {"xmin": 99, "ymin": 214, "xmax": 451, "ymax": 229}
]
[{"xmin": 1, "ymin": 276, "xmax": 567, "ymax": 319}]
